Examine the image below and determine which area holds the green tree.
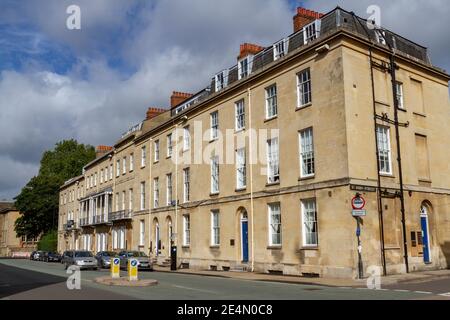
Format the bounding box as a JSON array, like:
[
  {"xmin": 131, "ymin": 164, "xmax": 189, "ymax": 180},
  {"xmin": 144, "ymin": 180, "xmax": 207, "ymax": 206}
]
[{"xmin": 14, "ymin": 140, "xmax": 96, "ymax": 238}]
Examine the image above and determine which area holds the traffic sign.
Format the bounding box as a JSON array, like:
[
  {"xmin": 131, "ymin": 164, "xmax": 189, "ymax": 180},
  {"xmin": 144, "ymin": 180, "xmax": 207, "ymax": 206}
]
[
  {"xmin": 111, "ymin": 257, "xmax": 120, "ymax": 279},
  {"xmin": 352, "ymin": 209, "xmax": 367, "ymax": 217},
  {"xmin": 128, "ymin": 258, "xmax": 138, "ymax": 281},
  {"xmin": 351, "ymin": 195, "xmax": 366, "ymax": 210}
]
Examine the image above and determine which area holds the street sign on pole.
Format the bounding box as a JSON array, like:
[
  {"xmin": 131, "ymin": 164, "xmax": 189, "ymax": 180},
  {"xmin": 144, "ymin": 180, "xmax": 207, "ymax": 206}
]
[
  {"xmin": 352, "ymin": 209, "xmax": 367, "ymax": 217},
  {"xmin": 128, "ymin": 258, "xmax": 138, "ymax": 281},
  {"xmin": 351, "ymin": 195, "xmax": 366, "ymax": 210}
]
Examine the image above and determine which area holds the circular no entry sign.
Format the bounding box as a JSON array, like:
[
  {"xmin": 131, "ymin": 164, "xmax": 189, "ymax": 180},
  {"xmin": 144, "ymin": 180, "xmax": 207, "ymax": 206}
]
[{"xmin": 351, "ymin": 195, "xmax": 366, "ymax": 210}]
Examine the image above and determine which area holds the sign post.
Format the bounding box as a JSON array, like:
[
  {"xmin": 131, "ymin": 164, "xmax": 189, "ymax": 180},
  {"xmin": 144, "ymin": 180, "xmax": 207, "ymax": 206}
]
[
  {"xmin": 351, "ymin": 194, "xmax": 365, "ymax": 279},
  {"xmin": 111, "ymin": 257, "xmax": 120, "ymax": 279},
  {"xmin": 128, "ymin": 258, "xmax": 138, "ymax": 281}
]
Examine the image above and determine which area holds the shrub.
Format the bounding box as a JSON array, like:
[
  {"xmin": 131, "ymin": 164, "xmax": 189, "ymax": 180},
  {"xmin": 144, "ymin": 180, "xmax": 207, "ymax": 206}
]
[{"xmin": 37, "ymin": 230, "xmax": 58, "ymax": 252}]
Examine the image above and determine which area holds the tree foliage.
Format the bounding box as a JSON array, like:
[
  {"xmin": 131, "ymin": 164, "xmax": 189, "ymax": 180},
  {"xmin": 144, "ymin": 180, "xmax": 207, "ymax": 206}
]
[
  {"xmin": 37, "ymin": 230, "xmax": 58, "ymax": 252},
  {"xmin": 14, "ymin": 140, "xmax": 96, "ymax": 238}
]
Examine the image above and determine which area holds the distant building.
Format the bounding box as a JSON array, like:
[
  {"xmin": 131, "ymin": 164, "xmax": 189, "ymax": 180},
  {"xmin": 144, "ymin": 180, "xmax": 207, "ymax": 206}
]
[
  {"xmin": 58, "ymin": 7, "xmax": 450, "ymax": 278},
  {"xmin": 0, "ymin": 202, "xmax": 37, "ymax": 257}
]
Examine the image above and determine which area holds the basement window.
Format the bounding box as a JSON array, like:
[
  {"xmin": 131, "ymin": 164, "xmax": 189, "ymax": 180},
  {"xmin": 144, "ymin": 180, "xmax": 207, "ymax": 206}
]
[{"xmin": 303, "ymin": 20, "xmax": 321, "ymax": 44}]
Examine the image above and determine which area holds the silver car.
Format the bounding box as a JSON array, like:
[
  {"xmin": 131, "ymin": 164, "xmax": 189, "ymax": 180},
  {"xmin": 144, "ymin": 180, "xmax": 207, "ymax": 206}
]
[
  {"xmin": 118, "ymin": 251, "xmax": 153, "ymax": 271},
  {"xmin": 95, "ymin": 251, "xmax": 117, "ymax": 269},
  {"xmin": 63, "ymin": 250, "xmax": 98, "ymax": 270}
]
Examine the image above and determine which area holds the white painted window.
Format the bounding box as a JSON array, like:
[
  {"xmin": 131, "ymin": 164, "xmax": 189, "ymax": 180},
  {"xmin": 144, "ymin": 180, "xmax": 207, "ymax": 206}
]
[
  {"xmin": 210, "ymin": 111, "xmax": 219, "ymax": 140},
  {"xmin": 183, "ymin": 126, "xmax": 190, "ymax": 151},
  {"xmin": 166, "ymin": 173, "xmax": 173, "ymax": 205},
  {"xmin": 302, "ymin": 199, "xmax": 318, "ymax": 246},
  {"xmin": 115, "ymin": 193, "xmax": 119, "ymax": 211},
  {"xmin": 167, "ymin": 133, "xmax": 173, "ymax": 157},
  {"xmin": 122, "ymin": 157, "xmax": 126, "ymax": 174},
  {"xmin": 238, "ymin": 55, "xmax": 253, "ymax": 79},
  {"xmin": 235, "ymin": 99, "xmax": 245, "ymax": 131},
  {"xmin": 100, "ymin": 169, "xmax": 103, "ymax": 184},
  {"xmin": 129, "ymin": 153, "xmax": 134, "ymax": 171},
  {"xmin": 94, "ymin": 173, "xmax": 97, "ymax": 186},
  {"xmin": 396, "ymin": 82, "xmax": 404, "ymax": 109},
  {"xmin": 236, "ymin": 148, "xmax": 246, "ymax": 189},
  {"xmin": 121, "ymin": 191, "xmax": 126, "ymax": 211},
  {"xmin": 183, "ymin": 215, "xmax": 190, "ymax": 246},
  {"xmin": 377, "ymin": 126, "xmax": 392, "ymax": 175},
  {"xmin": 112, "ymin": 229, "xmax": 118, "ymax": 249},
  {"xmin": 153, "ymin": 178, "xmax": 159, "ymax": 208},
  {"xmin": 141, "ymin": 146, "xmax": 146, "ymax": 168},
  {"xmin": 128, "ymin": 188, "xmax": 133, "ymax": 211},
  {"xmin": 303, "ymin": 20, "xmax": 321, "ymax": 44},
  {"xmin": 118, "ymin": 227, "xmax": 125, "ymax": 249},
  {"xmin": 183, "ymin": 168, "xmax": 190, "ymax": 203},
  {"xmin": 273, "ymin": 38, "xmax": 288, "ymax": 60},
  {"xmin": 265, "ymin": 84, "xmax": 278, "ymax": 119},
  {"xmin": 211, "ymin": 155, "xmax": 219, "ymax": 194},
  {"xmin": 268, "ymin": 203, "xmax": 281, "ymax": 246},
  {"xmin": 154, "ymin": 140, "xmax": 160, "ymax": 162},
  {"xmin": 116, "ymin": 160, "xmax": 120, "ymax": 177},
  {"xmin": 215, "ymin": 70, "xmax": 229, "ymax": 91},
  {"xmin": 109, "ymin": 164, "xmax": 113, "ymax": 180},
  {"xmin": 211, "ymin": 210, "xmax": 220, "ymax": 246},
  {"xmin": 267, "ymin": 138, "xmax": 280, "ymax": 184},
  {"xmin": 375, "ymin": 30, "xmax": 386, "ymax": 45},
  {"xmin": 297, "ymin": 68, "xmax": 312, "ymax": 107},
  {"xmin": 299, "ymin": 128, "xmax": 315, "ymax": 177},
  {"xmin": 139, "ymin": 220, "xmax": 145, "ymax": 246},
  {"xmin": 140, "ymin": 182, "xmax": 146, "ymax": 210}
]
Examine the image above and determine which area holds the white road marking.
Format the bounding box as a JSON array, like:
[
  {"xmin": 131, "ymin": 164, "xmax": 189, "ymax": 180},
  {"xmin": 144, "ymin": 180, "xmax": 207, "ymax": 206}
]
[
  {"xmin": 438, "ymin": 292, "xmax": 450, "ymax": 297},
  {"xmin": 394, "ymin": 289, "xmax": 410, "ymax": 293},
  {"xmin": 414, "ymin": 291, "xmax": 432, "ymax": 294},
  {"xmin": 172, "ymin": 284, "xmax": 217, "ymax": 294}
]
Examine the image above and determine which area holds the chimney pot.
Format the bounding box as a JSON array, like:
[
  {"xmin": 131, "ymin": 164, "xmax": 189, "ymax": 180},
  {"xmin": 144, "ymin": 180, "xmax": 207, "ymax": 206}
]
[
  {"xmin": 293, "ymin": 7, "xmax": 324, "ymax": 33},
  {"xmin": 170, "ymin": 91, "xmax": 194, "ymax": 108}
]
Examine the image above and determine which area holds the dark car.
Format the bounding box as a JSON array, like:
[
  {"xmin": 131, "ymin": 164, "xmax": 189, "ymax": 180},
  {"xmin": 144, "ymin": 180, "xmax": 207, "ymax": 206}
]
[
  {"xmin": 61, "ymin": 251, "xmax": 71, "ymax": 264},
  {"xmin": 118, "ymin": 251, "xmax": 153, "ymax": 271},
  {"xmin": 43, "ymin": 251, "xmax": 61, "ymax": 262},
  {"xmin": 95, "ymin": 251, "xmax": 118, "ymax": 269},
  {"xmin": 30, "ymin": 251, "xmax": 37, "ymax": 260}
]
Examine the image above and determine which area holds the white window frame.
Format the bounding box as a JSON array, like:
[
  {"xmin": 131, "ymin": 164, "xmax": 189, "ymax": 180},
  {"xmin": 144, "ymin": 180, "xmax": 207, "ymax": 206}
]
[
  {"xmin": 297, "ymin": 68, "xmax": 312, "ymax": 107},
  {"xmin": 273, "ymin": 38, "xmax": 289, "ymax": 60},
  {"xmin": 167, "ymin": 133, "xmax": 173, "ymax": 157},
  {"xmin": 141, "ymin": 146, "xmax": 146, "ymax": 168},
  {"xmin": 396, "ymin": 81, "xmax": 404, "ymax": 109},
  {"xmin": 303, "ymin": 20, "xmax": 321, "ymax": 44},
  {"xmin": 94, "ymin": 173, "xmax": 97, "ymax": 186},
  {"xmin": 128, "ymin": 188, "xmax": 133, "ymax": 211},
  {"xmin": 129, "ymin": 153, "xmax": 134, "ymax": 172},
  {"xmin": 268, "ymin": 203, "xmax": 281, "ymax": 246},
  {"xmin": 236, "ymin": 148, "xmax": 246, "ymax": 189},
  {"xmin": 122, "ymin": 157, "xmax": 127, "ymax": 175},
  {"xmin": 210, "ymin": 111, "xmax": 219, "ymax": 141},
  {"xmin": 375, "ymin": 29, "xmax": 387, "ymax": 45},
  {"xmin": 299, "ymin": 128, "xmax": 315, "ymax": 178},
  {"xmin": 301, "ymin": 199, "xmax": 318, "ymax": 247},
  {"xmin": 116, "ymin": 160, "xmax": 120, "ymax": 177},
  {"xmin": 154, "ymin": 140, "xmax": 160, "ymax": 162},
  {"xmin": 235, "ymin": 99, "xmax": 245, "ymax": 131},
  {"xmin": 215, "ymin": 70, "xmax": 229, "ymax": 92},
  {"xmin": 121, "ymin": 191, "xmax": 126, "ymax": 211},
  {"xmin": 267, "ymin": 138, "xmax": 280, "ymax": 184},
  {"xmin": 100, "ymin": 169, "xmax": 104, "ymax": 184},
  {"xmin": 153, "ymin": 178, "xmax": 159, "ymax": 208},
  {"xmin": 238, "ymin": 55, "xmax": 253, "ymax": 80},
  {"xmin": 211, "ymin": 210, "xmax": 220, "ymax": 246},
  {"xmin": 210, "ymin": 155, "xmax": 219, "ymax": 194},
  {"xmin": 183, "ymin": 215, "xmax": 190, "ymax": 246},
  {"xmin": 183, "ymin": 168, "xmax": 190, "ymax": 203},
  {"xmin": 109, "ymin": 164, "xmax": 113, "ymax": 180},
  {"xmin": 115, "ymin": 193, "xmax": 119, "ymax": 212},
  {"xmin": 376, "ymin": 125, "xmax": 392, "ymax": 175},
  {"xmin": 139, "ymin": 220, "xmax": 145, "ymax": 246},
  {"xmin": 166, "ymin": 173, "xmax": 173, "ymax": 206},
  {"xmin": 140, "ymin": 181, "xmax": 146, "ymax": 210},
  {"xmin": 265, "ymin": 84, "xmax": 278, "ymax": 119},
  {"xmin": 183, "ymin": 126, "xmax": 190, "ymax": 151}
]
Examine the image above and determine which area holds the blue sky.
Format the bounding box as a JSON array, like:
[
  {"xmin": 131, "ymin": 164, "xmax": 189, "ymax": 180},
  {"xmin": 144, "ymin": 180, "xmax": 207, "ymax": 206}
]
[{"xmin": 0, "ymin": 0, "xmax": 449, "ymax": 200}]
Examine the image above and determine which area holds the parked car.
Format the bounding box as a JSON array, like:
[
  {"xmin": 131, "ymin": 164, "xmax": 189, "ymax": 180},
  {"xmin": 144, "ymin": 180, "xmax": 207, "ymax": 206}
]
[
  {"xmin": 118, "ymin": 251, "xmax": 153, "ymax": 271},
  {"xmin": 32, "ymin": 250, "xmax": 45, "ymax": 261},
  {"xmin": 63, "ymin": 250, "xmax": 98, "ymax": 270},
  {"xmin": 95, "ymin": 251, "xmax": 117, "ymax": 269},
  {"xmin": 30, "ymin": 251, "xmax": 37, "ymax": 260},
  {"xmin": 61, "ymin": 251, "xmax": 71, "ymax": 264},
  {"xmin": 43, "ymin": 251, "xmax": 61, "ymax": 262},
  {"xmin": 38, "ymin": 251, "xmax": 48, "ymax": 261}
]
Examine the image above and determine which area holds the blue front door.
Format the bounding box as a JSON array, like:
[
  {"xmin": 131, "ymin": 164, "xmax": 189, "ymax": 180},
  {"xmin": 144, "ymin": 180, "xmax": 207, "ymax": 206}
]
[
  {"xmin": 421, "ymin": 216, "xmax": 430, "ymax": 263},
  {"xmin": 242, "ymin": 221, "xmax": 248, "ymax": 262}
]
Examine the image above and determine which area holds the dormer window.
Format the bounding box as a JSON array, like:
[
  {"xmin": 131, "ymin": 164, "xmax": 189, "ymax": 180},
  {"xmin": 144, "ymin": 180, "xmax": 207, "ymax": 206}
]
[
  {"xmin": 238, "ymin": 55, "xmax": 252, "ymax": 80},
  {"xmin": 375, "ymin": 29, "xmax": 387, "ymax": 45},
  {"xmin": 273, "ymin": 39, "xmax": 289, "ymax": 61},
  {"xmin": 303, "ymin": 20, "xmax": 321, "ymax": 44},
  {"xmin": 215, "ymin": 70, "xmax": 229, "ymax": 92}
]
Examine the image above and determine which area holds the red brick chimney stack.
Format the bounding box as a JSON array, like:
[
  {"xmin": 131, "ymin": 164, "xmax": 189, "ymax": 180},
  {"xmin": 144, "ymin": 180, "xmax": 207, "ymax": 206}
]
[
  {"xmin": 146, "ymin": 107, "xmax": 166, "ymax": 120},
  {"xmin": 238, "ymin": 43, "xmax": 264, "ymax": 60},
  {"xmin": 293, "ymin": 7, "xmax": 324, "ymax": 33},
  {"xmin": 170, "ymin": 91, "xmax": 194, "ymax": 108},
  {"xmin": 95, "ymin": 145, "xmax": 113, "ymax": 158}
]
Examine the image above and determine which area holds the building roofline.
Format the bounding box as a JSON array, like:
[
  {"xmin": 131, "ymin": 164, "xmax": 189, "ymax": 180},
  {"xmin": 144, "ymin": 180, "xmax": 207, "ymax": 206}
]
[{"xmin": 60, "ymin": 174, "xmax": 84, "ymax": 190}]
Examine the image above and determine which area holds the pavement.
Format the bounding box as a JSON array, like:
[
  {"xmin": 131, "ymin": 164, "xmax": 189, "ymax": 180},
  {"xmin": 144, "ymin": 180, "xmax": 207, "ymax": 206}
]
[{"xmin": 1, "ymin": 259, "xmax": 450, "ymax": 300}]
